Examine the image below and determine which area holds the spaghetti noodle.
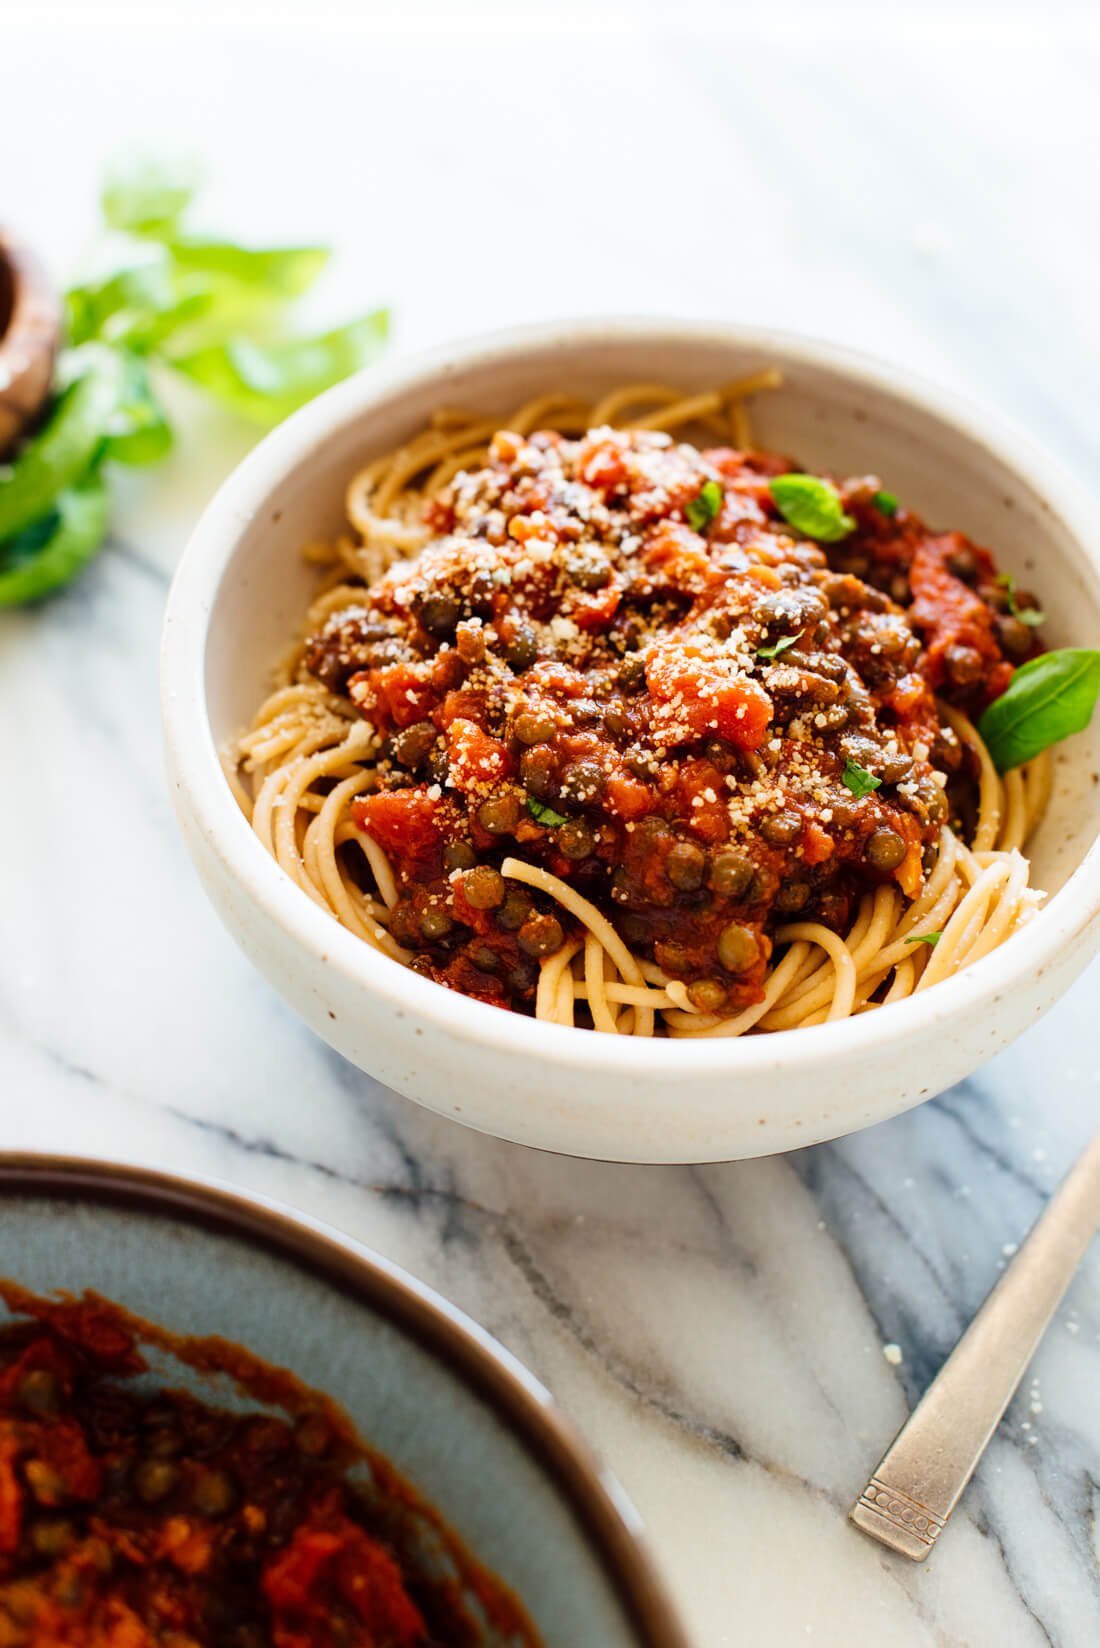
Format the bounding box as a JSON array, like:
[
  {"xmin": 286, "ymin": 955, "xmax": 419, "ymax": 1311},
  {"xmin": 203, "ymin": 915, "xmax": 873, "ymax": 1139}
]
[{"xmin": 231, "ymin": 378, "xmax": 1049, "ymax": 1037}]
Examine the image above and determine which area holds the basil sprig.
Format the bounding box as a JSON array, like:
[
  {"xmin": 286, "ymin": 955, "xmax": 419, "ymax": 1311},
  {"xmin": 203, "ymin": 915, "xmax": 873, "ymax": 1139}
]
[
  {"xmin": 872, "ymin": 489, "xmax": 898, "ymax": 517},
  {"xmin": 904, "ymin": 932, "xmax": 941, "ymax": 947},
  {"xmin": 1, "ymin": 153, "xmax": 391, "ymax": 606},
  {"xmin": 979, "ymin": 649, "xmax": 1100, "ymax": 772},
  {"xmin": 770, "ymin": 474, "xmax": 855, "ymax": 543}
]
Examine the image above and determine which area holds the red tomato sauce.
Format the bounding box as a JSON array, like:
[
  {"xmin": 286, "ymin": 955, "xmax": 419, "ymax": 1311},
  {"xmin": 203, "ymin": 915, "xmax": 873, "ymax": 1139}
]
[
  {"xmin": 0, "ymin": 1284, "xmax": 539, "ymax": 1648},
  {"xmin": 305, "ymin": 427, "xmax": 1039, "ymax": 1018}
]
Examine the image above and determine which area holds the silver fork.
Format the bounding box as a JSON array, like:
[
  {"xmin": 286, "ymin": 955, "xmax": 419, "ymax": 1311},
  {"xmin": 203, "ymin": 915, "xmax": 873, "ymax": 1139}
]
[{"xmin": 850, "ymin": 1127, "xmax": 1100, "ymax": 1560}]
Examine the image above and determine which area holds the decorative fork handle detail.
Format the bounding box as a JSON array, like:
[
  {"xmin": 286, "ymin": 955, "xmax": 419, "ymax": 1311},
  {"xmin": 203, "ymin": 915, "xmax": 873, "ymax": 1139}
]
[
  {"xmin": 850, "ymin": 1127, "xmax": 1100, "ymax": 1561},
  {"xmin": 852, "ymin": 1478, "xmax": 946, "ymax": 1559}
]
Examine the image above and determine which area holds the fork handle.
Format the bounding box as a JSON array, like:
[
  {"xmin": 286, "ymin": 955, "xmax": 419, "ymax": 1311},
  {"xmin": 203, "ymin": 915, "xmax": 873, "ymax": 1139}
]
[{"xmin": 850, "ymin": 1128, "xmax": 1100, "ymax": 1560}]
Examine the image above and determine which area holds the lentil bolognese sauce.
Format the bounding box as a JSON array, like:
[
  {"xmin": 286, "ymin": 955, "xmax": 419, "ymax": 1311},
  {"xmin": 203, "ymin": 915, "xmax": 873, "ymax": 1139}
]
[
  {"xmin": 0, "ymin": 1284, "xmax": 539, "ymax": 1647},
  {"xmin": 231, "ymin": 377, "xmax": 1057, "ymax": 1036}
]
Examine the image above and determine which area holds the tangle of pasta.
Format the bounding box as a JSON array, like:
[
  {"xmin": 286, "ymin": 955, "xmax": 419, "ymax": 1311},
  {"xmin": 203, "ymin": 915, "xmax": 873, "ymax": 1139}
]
[{"xmin": 229, "ymin": 377, "xmax": 1048, "ymax": 1037}]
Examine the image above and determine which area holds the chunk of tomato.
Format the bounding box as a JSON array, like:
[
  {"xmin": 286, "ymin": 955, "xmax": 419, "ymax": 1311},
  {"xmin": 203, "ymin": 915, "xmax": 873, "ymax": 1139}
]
[
  {"xmin": 446, "ymin": 717, "xmax": 513, "ymax": 792},
  {"xmin": 353, "ymin": 789, "xmax": 442, "ymax": 873},
  {"xmin": 263, "ymin": 1516, "xmax": 427, "ymax": 1648},
  {"xmin": 646, "ymin": 642, "xmax": 772, "ymax": 750},
  {"xmin": 348, "ymin": 663, "xmax": 436, "ymax": 730}
]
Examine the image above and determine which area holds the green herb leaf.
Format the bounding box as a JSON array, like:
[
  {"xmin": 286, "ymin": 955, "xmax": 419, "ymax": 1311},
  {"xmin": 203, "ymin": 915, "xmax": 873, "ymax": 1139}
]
[
  {"xmin": 994, "ymin": 572, "xmax": 1044, "ymax": 628},
  {"xmin": 0, "ymin": 349, "xmax": 120, "ymax": 539},
  {"xmin": 757, "ymin": 633, "xmax": 800, "ymax": 661},
  {"xmin": 978, "ymin": 648, "xmax": 1100, "ymax": 772},
  {"xmin": 527, "ymin": 798, "xmax": 570, "ymax": 827},
  {"xmin": 172, "ymin": 309, "xmax": 390, "ymax": 425},
  {"xmin": 904, "ymin": 932, "xmax": 941, "ymax": 947},
  {"xmin": 770, "ymin": 473, "xmax": 855, "ymax": 542},
  {"xmin": 167, "ymin": 239, "xmax": 330, "ymax": 299},
  {"xmin": 101, "ymin": 354, "xmax": 173, "ymax": 466},
  {"xmin": 102, "ymin": 152, "xmax": 201, "ymax": 237},
  {"xmin": 0, "ymin": 472, "xmax": 110, "ymax": 606},
  {"xmin": 66, "ymin": 256, "xmax": 223, "ymax": 356},
  {"xmin": 116, "ymin": 287, "xmax": 221, "ymax": 355},
  {"xmin": 67, "ymin": 255, "xmax": 307, "ymax": 359},
  {"xmin": 841, "ymin": 758, "xmax": 882, "ymax": 799},
  {"xmin": 65, "ymin": 255, "xmax": 175, "ymax": 349},
  {"xmin": 685, "ymin": 479, "xmax": 723, "ymax": 532},
  {"xmin": 872, "ymin": 489, "xmax": 898, "ymax": 517}
]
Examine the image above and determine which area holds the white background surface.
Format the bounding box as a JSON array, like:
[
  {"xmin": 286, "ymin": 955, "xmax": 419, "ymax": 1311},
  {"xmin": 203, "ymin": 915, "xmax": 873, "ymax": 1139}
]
[{"xmin": 4, "ymin": 4, "xmax": 1100, "ymax": 1644}]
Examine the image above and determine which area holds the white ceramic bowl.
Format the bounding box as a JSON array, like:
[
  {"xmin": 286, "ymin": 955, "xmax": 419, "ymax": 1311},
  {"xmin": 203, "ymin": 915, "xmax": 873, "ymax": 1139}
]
[{"xmin": 162, "ymin": 319, "xmax": 1100, "ymax": 1164}]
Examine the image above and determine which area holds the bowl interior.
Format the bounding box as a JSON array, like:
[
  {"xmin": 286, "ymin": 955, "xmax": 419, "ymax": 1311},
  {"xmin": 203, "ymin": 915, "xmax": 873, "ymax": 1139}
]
[
  {"xmin": 3, "ymin": 1182, "xmax": 651, "ymax": 1648},
  {"xmin": 203, "ymin": 327, "xmax": 1100, "ymax": 904}
]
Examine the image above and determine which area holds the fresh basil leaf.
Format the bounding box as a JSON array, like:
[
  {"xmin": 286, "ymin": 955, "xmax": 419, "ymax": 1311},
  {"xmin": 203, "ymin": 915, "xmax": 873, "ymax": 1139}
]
[
  {"xmin": 0, "ymin": 473, "xmax": 110, "ymax": 606},
  {"xmin": 0, "ymin": 507, "xmax": 61, "ymax": 569},
  {"xmin": 685, "ymin": 479, "xmax": 723, "ymax": 532},
  {"xmin": 757, "ymin": 633, "xmax": 799, "ymax": 661},
  {"xmin": 151, "ymin": 273, "xmax": 323, "ymax": 357},
  {"xmin": 68, "ymin": 257, "xmax": 293, "ymax": 358},
  {"xmin": 770, "ymin": 473, "xmax": 855, "ymax": 542},
  {"xmin": 0, "ymin": 349, "xmax": 120, "ymax": 539},
  {"xmin": 872, "ymin": 489, "xmax": 898, "ymax": 517},
  {"xmin": 115, "ymin": 286, "xmax": 221, "ymax": 355},
  {"xmin": 527, "ymin": 798, "xmax": 570, "ymax": 827},
  {"xmin": 172, "ymin": 309, "xmax": 390, "ymax": 425},
  {"xmin": 841, "ymin": 758, "xmax": 882, "ymax": 799},
  {"xmin": 102, "ymin": 152, "xmax": 200, "ymax": 237},
  {"xmin": 101, "ymin": 354, "xmax": 173, "ymax": 466},
  {"xmin": 65, "ymin": 255, "xmax": 175, "ymax": 348},
  {"xmin": 167, "ymin": 239, "xmax": 330, "ymax": 298},
  {"xmin": 904, "ymin": 932, "xmax": 941, "ymax": 947},
  {"xmin": 978, "ymin": 648, "xmax": 1100, "ymax": 772}
]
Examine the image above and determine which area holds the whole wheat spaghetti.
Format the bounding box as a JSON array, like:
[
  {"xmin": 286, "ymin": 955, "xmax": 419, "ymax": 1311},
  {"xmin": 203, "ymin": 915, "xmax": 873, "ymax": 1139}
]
[{"xmin": 230, "ymin": 377, "xmax": 1049, "ymax": 1036}]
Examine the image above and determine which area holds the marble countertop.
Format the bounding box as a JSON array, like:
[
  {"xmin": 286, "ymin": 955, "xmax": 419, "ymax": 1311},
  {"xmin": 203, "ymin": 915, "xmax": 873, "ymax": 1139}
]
[{"xmin": 3, "ymin": 10, "xmax": 1100, "ymax": 1644}]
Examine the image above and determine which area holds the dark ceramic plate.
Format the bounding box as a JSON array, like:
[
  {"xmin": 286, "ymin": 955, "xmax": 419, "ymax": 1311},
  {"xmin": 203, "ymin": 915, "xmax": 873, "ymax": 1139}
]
[{"xmin": 0, "ymin": 1155, "xmax": 687, "ymax": 1648}]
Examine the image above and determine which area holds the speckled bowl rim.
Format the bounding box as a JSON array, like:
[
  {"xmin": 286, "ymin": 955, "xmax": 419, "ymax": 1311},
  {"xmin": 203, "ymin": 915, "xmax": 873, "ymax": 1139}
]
[
  {"xmin": 0, "ymin": 1152, "xmax": 690, "ymax": 1648},
  {"xmin": 161, "ymin": 316, "xmax": 1100, "ymax": 1091}
]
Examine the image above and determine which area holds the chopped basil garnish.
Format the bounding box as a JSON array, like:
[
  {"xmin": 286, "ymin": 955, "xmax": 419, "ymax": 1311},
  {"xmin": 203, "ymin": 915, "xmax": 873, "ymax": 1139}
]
[
  {"xmin": 757, "ymin": 633, "xmax": 800, "ymax": 661},
  {"xmin": 769, "ymin": 474, "xmax": 855, "ymax": 543},
  {"xmin": 685, "ymin": 479, "xmax": 723, "ymax": 532},
  {"xmin": 872, "ymin": 489, "xmax": 898, "ymax": 517},
  {"xmin": 904, "ymin": 932, "xmax": 941, "ymax": 947},
  {"xmin": 978, "ymin": 648, "xmax": 1100, "ymax": 772},
  {"xmin": 527, "ymin": 797, "xmax": 570, "ymax": 827},
  {"xmin": 841, "ymin": 759, "xmax": 882, "ymax": 799},
  {"xmin": 994, "ymin": 572, "xmax": 1045, "ymax": 628}
]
